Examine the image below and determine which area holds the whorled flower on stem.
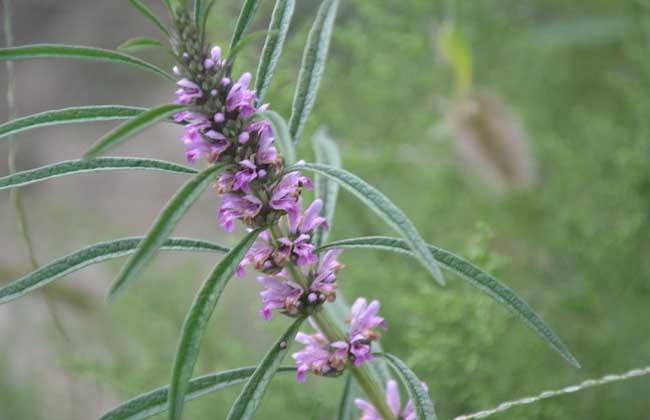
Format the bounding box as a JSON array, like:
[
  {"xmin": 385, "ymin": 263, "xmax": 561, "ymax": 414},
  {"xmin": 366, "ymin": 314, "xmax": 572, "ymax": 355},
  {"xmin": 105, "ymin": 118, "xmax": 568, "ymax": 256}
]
[
  {"xmin": 291, "ymin": 297, "xmax": 385, "ymax": 381},
  {"xmin": 292, "ymin": 330, "xmax": 349, "ymax": 383},
  {"xmin": 355, "ymin": 380, "xmax": 425, "ymax": 420}
]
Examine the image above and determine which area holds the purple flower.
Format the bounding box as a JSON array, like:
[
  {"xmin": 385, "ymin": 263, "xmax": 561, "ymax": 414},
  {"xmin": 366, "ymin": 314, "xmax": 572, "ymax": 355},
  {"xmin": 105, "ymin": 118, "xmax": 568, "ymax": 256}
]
[
  {"xmin": 175, "ymin": 78, "xmax": 203, "ymax": 105},
  {"xmin": 355, "ymin": 380, "xmax": 422, "ymax": 420},
  {"xmin": 182, "ymin": 127, "xmax": 229, "ymax": 164},
  {"xmin": 174, "ymin": 111, "xmax": 209, "ymax": 126},
  {"xmin": 232, "ymin": 159, "xmax": 258, "ymax": 192},
  {"xmin": 257, "ymin": 272, "xmax": 304, "ymax": 320},
  {"xmin": 226, "ymin": 72, "xmax": 258, "ymax": 118},
  {"xmin": 347, "ymin": 298, "xmax": 386, "ymax": 366},
  {"xmin": 288, "ymin": 198, "xmax": 329, "ymax": 235},
  {"xmin": 310, "ymin": 249, "xmax": 343, "ymax": 300},
  {"xmin": 203, "ymin": 46, "xmax": 222, "ymax": 69},
  {"xmin": 247, "ymin": 121, "xmax": 279, "ymax": 166},
  {"xmin": 292, "ymin": 331, "xmax": 349, "ymax": 382},
  {"xmin": 270, "ymin": 172, "xmax": 313, "ymax": 220},
  {"xmin": 217, "ymin": 193, "xmax": 262, "ymax": 232},
  {"xmin": 237, "ymin": 230, "xmax": 274, "ymax": 277}
]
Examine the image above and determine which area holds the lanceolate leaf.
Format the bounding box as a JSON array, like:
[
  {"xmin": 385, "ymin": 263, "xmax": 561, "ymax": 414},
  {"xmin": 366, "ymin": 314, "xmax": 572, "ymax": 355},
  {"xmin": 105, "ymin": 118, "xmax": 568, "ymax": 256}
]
[
  {"xmin": 293, "ymin": 162, "xmax": 445, "ymax": 286},
  {"xmin": 100, "ymin": 367, "xmax": 295, "ymax": 420},
  {"xmin": 255, "ymin": 0, "xmax": 295, "ymax": 103},
  {"xmin": 311, "ymin": 129, "xmax": 341, "ymax": 247},
  {"xmin": 0, "ymin": 44, "xmax": 173, "ymax": 81},
  {"xmin": 0, "ymin": 237, "xmax": 228, "ymax": 305},
  {"xmin": 0, "ymin": 158, "xmax": 196, "ymax": 190},
  {"xmin": 318, "ymin": 236, "xmax": 581, "ymax": 368},
  {"xmin": 118, "ymin": 37, "xmax": 167, "ymax": 54},
  {"xmin": 227, "ymin": 30, "xmax": 271, "ymax": 62},
  {"xmin": 0, "ymin": 106, "xmax": 147, "ymax": 141},
  {"xmin": 128, "ymin": 0, "xmax": 172, "ymax": 38},
  {"xmin": 261, "ymin": 110, "xmax": 295, "ymax": 165},
  {"xmin": 194, "ymin": 0, "xmax": 204, "ymax": 24},
  {"xmin": 108, "ymin": 163, "xmax": 228, "ymax": 300},
  {"xmin": 229, "ymin": 0, "xmax": 262, "ymax": 54},
  {"xmin": 226, "ymin": 318, "xmax": 304, "ymax": 420},
  {"xmin": 379, "ymin": 353, "xmax": 437, "ymax": 420},
  {"xmin": 288, "ymin": 0, "xmax": 339, "ymax": 144},
  {"xmin": 84, "ymin": 104, "xmax": 184, "ymax": 159},
  {"xmin": 168, "ymin": 229, "xmax": 261, "ymax": 420}
]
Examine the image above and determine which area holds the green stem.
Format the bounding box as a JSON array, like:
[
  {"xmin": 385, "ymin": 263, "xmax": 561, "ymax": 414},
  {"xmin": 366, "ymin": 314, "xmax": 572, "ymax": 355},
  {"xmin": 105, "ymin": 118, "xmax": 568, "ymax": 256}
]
[{"xmin": 267, "ymin": 225, "xmax": 396, "ymax": 420}]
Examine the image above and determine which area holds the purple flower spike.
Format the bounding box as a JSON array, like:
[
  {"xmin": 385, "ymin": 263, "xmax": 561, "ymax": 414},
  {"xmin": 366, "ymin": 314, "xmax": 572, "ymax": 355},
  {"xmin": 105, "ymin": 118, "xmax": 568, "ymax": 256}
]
[
  {"xmin": 175, "ymin": 78, "xmax": 203, "ymax": 105},
  {"xmin": 217, "ymin": 193, "xmax": 262, "ymax": 232},
  {"xmin": 354, "ymin": 380, "xmax": 425, "ymax": 420},
  {"xmin": 257, "ymin": 273, "xmax": 304, "ymax": 320}
]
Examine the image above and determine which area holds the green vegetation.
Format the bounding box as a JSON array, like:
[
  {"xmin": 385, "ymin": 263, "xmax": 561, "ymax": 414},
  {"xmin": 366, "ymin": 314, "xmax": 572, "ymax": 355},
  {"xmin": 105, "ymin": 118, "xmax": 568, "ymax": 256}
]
[{"xmin": 3, "ymin": 1, "xmax": 649, "ymax": 419}]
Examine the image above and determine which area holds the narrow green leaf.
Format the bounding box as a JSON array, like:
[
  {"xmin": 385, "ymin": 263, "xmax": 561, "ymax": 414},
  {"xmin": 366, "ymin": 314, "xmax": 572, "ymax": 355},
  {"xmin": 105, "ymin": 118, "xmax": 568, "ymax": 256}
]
[
  {"xmin": 227, "ymin": 30, "xmax": 270, "ymax": 62},
  {"xmin": 379, "ymin": 353, "xmax": 437, "ymax": 420},
  {"xmin": 288, "ymin": 0, "xmax": 339, "ymax": 144},
  {"xmin": 260, "ymin": 110, "xmax": 295, "ymax": 165},
  {"xmin": 336, "ymin": 372, "xmax": 359, "ymax": 420},
  {"xmin": 0, "ymin": 237, "xmax": 228, "ymax": 305},
  {"xmin": 0, "ymin": 44, "xmax": 174, "ymax": 81},
  {"xmin": 108, "ymin": 163, "xmax": 228, "ymax": 300},
  {"xmin": 0, "ymin": 158, "xmax": 196, "ymax": 190},
  {"xmin": 255, "ymin": 0, "xmax": 295, "ymax": 103},
  {"xmin": 201, "ymin": 0, "xmax": 219, "ymax": 40},
  {"xmin": 168, "ymin": 229, "xmax": 261, "ymax": 420},
  {"xmin": 311, "ymin": 129, "xmax": 341, "ymax": 247},
  {"xmin": 193, "ymin": 0, "xmax": 204, "ymax": 24},
  {"xmin": 229, "ymin": 0, "xmax": 262, "ymax": 54},
  {"xmin": 128, "ymin": 0, "xmax": 172, "ymax": 38},
  {"xmin": 118, "ymin": 37, "xmax": 167, "ymax": 54},
  {"xmin": 293, "ymin": 162, "xmax": 445, "ymax": 286},
  {"xmin": 100, "ymin": 366, "xmax": 295, "ymax": 420},
  {"xmin": 226, "ymin": 318, "xmax": 304, "ymax": 420},
  {"xmin": 318, "ymin": 236, "xmax": 581, "ymax": 368},
  {"xmin": 84, "ymin": 104, "xmax": 184, "ymax": 159},
  {"xmin": 0, "ymin": 106, "xmax": 147, "ymax": 141}
]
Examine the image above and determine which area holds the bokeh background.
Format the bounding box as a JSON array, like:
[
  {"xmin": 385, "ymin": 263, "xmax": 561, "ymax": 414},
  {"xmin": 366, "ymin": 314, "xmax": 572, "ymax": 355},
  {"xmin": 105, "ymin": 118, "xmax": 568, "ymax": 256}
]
[{"xmin": 1, "ymin": 0, "xmax": 650, "ymax": 419}]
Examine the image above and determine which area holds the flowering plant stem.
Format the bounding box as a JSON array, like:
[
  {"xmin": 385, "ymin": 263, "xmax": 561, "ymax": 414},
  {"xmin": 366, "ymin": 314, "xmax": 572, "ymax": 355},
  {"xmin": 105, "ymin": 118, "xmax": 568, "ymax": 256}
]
[{"xmin": 268, "ymin": 224, "xmax": 396, "ymax": 420}]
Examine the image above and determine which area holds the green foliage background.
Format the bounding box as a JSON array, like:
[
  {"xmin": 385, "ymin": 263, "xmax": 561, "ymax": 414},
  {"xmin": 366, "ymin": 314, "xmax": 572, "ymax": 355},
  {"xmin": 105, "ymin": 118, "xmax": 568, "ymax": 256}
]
[{"xmin": 2, "ymin": 1, "xmax": 650, "ymax": 419}]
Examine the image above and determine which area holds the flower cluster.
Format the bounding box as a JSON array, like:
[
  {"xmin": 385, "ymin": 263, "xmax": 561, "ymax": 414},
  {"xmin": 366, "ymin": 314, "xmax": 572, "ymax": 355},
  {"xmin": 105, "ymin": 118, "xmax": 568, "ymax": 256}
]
[
  {"xmin": 171, "ymin": 16, "xmax": 388, "ymax": 393},
  {"xmin": 355, "ymin": 380, "xmax": 423, "ymax": 420},
  {"xmin": 292, "ymin": 298, "xmax": 386, "ymax": 382}
]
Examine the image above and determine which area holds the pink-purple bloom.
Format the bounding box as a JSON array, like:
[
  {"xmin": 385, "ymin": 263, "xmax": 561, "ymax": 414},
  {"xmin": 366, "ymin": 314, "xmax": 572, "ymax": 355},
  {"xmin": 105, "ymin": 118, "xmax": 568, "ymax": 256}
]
[
  {"xmin": 257, "ymin": 272, "xmax": 304, "ymax": 320},
  {"xmin": 348, "ymin": 298, "xmax": 386, "ymax": 366},
  {"xmin": 292, "ymin": 330, "xmax": 349, "ymax": 382},
  {"xmin": 217, "ymin": 193, "xmax": 262, "ymax": 233},
  {"xmin": 355, "ymin": 380, "xmax": 423, "ymax": 420},
  {"xmin": 175, "ymin": 78, "xmax": 203, "ymax": 105},
  {"xmin": 291, "ymin": 297, "xmax": 385, "ymax": 381}
]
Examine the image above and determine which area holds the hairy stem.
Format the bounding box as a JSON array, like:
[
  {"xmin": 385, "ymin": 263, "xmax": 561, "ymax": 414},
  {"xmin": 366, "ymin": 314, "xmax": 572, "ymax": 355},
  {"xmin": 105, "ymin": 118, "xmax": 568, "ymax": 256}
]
[
  {"xmin": 267, "ymin": 225, "xmax": 396, "ymax": 420},
  {"xmin": 3, "ymin": 0, "xmax": 69, "ymax": 340}
]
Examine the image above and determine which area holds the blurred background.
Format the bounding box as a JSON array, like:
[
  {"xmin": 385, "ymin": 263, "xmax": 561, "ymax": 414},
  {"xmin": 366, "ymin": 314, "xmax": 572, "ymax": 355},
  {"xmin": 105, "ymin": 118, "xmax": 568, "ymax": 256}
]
[{"xmin": 1, "ymin": 0, "xmax": 650, "ymax": 419}]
